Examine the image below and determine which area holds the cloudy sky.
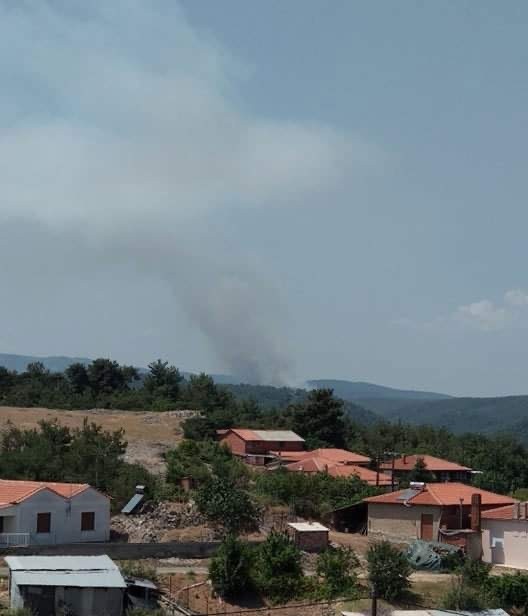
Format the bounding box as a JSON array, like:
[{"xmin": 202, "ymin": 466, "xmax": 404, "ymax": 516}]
[{"xmin": 1, "ymin": 1, "xmax": 527, "ymax": 396}]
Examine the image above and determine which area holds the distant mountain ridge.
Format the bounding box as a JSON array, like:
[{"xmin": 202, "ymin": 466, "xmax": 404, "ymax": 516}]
[
  {"xmin": 0, "ymin": 353, "xmax": 92, "ymax": 373},
  {"xmin": 306, "ymin": 379, "xmax": 451, "ymax": 401}
]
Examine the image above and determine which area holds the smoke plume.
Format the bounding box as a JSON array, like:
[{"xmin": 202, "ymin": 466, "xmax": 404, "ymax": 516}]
[{"xmin": 0, "ymin": 1, "xmax": 363, "ymax": 384}]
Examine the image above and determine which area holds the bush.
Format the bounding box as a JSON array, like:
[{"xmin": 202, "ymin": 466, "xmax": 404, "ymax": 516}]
[
  {"xmin": 442, "ymin": 582, "xmax": 484, "ymax": 611},
  {"xmin": 486, "ymin": 572, "xmax": 528, "ymax": 611},
  {"xmin": 119, "ymin": 560, "xmax": 157, "ymax": 582},
  {"xmin": 195, "ymin": 477, "xmax": 259, "ymax": 535},
  {"xmin": 367, "ymin": 541, "xmax": 411, "ymax": 601},
  {"xmin": 460, "ymin": 558, "xmax": 492, "ymax": 586},
  {"xmin": 315, "ymin": 546, "xmax": 360, "ymax": 599},
  {"xmin": 209, "ymin": 534, "xmax": 253, "ymax": 597},
  {"xmin": 254, "ymin": 531, "xmax": 304, "ymax": 603}
]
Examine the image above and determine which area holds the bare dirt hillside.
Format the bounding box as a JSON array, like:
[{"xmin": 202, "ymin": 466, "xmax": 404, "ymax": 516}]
[{"xmin": 0, "ymin": 406, "xmax": 184, "ymax": 474}]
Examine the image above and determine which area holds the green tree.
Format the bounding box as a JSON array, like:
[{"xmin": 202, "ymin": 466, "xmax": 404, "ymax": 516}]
[
  {"xmin": 254, "ymin": 531, "xmax": 303, "ymax": 603},
  {"xmin": 65, "ymin": 363, "xmax": 90, "ymax": 394},
  {"xmin": 87, "ymin": 358, "xmax": 137, "ymax": 397},
  {"xmin": 209, "ymin": 535, "xmax": 253, "ymax": 597},
  {"xmin": 291, "ymin": 388, "xmax": 346, "ymax": 448},
  {"xmin": 183, "ymin": 373, "xmax": 232, "ymax": 412},
  {"xmin": 408, "ymin": 456, "xmax": 433, "ymax": 482},
  {"xmin": 195, "ymin": 477, "xmax": 258, "ymax": 535},
  {"xmin": 144, "ymin": 359, "xmax": 182, "ymax": 401},
  {"xmin": 367, "ymin": 541, "xmax": 411, "ymax": 601},
  {"xmin": 316, "ymin": 546, "xmax": 360, "ymax": 599}
]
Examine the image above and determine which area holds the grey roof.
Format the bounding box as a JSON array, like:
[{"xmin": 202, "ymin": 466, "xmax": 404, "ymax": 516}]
[
  {"xmin": 253, "ymin": 430, "xmax": 304, "ymax": 442},
  {"xmin": 5, "ymin": 555, "xmax": 126, "ymax": 589},
  {"xmin": 121, "ymin": 492, "xmax": 144, "ymax": 514}
]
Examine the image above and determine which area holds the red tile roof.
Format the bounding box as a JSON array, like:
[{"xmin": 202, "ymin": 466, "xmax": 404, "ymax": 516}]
[
  {"xmin": 482, "ymin": 503, "xmax": 528, "ymax": 520},
  {"xmin": 299, "ymin": 448, "xmax": 371, "ymax": 465},
  {"xmin": 327, "ymin": 464, "xmax": 393, "ymax": 486},
  {"xmin": 285, "ymin": 456, "xmax": 392, "ymax": 486},
  {"xmin": 364, "ymin": 483, "xmax": 516, "ymax": 507},
  {"xmin": 0, "ymin": 480, "xmax": 90, "ymax": 507},
  {"xmin": 380, "ymin": 454, "xmax": 471, "ymax": 472}
]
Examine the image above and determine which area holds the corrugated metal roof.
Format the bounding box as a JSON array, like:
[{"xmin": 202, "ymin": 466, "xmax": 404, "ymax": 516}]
[
  {"xmin": 253, "ymin": 430, "xmax": 304, "ymax": 442},
  {"xmin": 288, "ymin": 522, "xmax": 329, "ymax": 532},
  {"xmin": 5, "ymin": 555, "xmax": 126, "ymax": 588}
]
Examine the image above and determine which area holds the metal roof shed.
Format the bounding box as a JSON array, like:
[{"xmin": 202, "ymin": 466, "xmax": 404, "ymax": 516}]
[{"xmin": 5, "ymin": 555, "xmax": 126, "ymax": 616}]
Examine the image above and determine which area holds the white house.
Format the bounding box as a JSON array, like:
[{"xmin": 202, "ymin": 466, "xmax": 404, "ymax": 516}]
[
  {"xmin": 5, "ymin": 555, "xmax": 126, "ymax": 616},
  {"xmin": 0, "ymin": 480, "xmax": 110, "ymax": 546}
]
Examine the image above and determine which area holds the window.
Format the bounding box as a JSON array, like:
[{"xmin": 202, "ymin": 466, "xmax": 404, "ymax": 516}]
[
  {"xmin": 81, "ymin": 512, "xmax": 95, "ymax": 532},
  {"xmin": 0, "ymin": 517, "xmax": 4, "ymax": 533},
  {"xmin": 36, "ymin": 512, "xmax": 51, "ymax": 534}
]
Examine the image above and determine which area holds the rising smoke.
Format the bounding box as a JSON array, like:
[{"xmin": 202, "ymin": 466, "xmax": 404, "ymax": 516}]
[{"xmin": 0, "ymin": 1, "xmax": 360, "ymax": 384}]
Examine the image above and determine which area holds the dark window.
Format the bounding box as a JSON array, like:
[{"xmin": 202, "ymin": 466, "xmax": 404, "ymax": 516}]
[
  {"xmin": 81, "ymin": 512, "xmax": 95, "ymax": 531},
  {"xmin": 0, "ymin": 517, "xmax": 4, "ymax": 533},
  {"xmin": 36, "ymin": 512, "xmax": 51, "ymax": 534}
]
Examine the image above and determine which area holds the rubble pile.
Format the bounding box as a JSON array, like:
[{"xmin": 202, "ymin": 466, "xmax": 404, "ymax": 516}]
[{"xmin": 112, "ymin": 501, "xmax": 208, "ymax": 543}]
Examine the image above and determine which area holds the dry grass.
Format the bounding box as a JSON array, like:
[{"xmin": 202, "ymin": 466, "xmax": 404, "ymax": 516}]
[{"xmin": 0, "ymin": 406, "xmax": 185, "ymax": 474}]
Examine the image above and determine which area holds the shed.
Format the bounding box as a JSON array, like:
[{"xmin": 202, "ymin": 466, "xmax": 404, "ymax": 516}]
[
  {"xmin": 287, "ymin": 522, "xmax": 329, "ymax": 552},
  {"xmin": 5, "ymin": 555, "xmax": 126, "ymax": 616}
]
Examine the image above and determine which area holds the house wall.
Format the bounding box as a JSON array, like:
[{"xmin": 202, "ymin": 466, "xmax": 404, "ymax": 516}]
[
  {"xmin": 289, "ymin": 529, "xmax": 328, "ymax": 552},
  {"xmin": 367, "ymin": 503, "xmax": 443, "ymax": 542},
  {"xmin": 220, "ymin": 432, "xmax": 248, "ymax": 456},
  {"xmin": 221, "ymin": 432, "xmax": 304, "ymax": 458},
  {"xmin": 15, "ymin": 488, "xmax": 110, "ymax": 545},
  {"xmin": 482, "ymin": 518, "xmax": 528, "ymax": 569}
]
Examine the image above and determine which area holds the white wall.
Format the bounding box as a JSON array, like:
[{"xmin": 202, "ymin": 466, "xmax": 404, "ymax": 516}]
[
  {"xmin": 482, "ymin": 518, "xmax": 528, "ymax": 569},
  {"xmin": 14, "ymin": 487, "xmax": 109, "ymax": 545}
]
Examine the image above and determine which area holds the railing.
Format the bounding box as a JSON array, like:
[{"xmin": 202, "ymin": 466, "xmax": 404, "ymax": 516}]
[{"xmin": 0, "ymin": 533, "xmax": 30, "ymax": 547}]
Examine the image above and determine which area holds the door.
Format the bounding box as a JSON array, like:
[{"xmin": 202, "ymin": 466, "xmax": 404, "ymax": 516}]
[{"xmin": 420, "ymin": 514, "xmax": 434, "ymax": 541}]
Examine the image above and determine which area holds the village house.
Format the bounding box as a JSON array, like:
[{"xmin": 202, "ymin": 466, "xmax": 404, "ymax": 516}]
[
  {"xmin": 481, "ymin": 501, "xmax": 528, "ymax": 568},
  {"xmin": 364, "ymin": 482, "xmax": 515, "ymax": 544},
  {"xmin": 285, "ymin": 453, "xmax": 393, "ymax": 489},
  {"xmin": 5, "ymin": 555, "xmax": 126, "ymax": 616},
  {"xmin": 287, "ymin": 521, "xmax": 329, "ymax": 552},
  {"xmin": 217, "ymin": 428, "xmax": 305, "ymax": 465},
  {"xmin": 380, "ymin": 454, "xmax": 473, "ymax": 483},
  {"xmin": 0, "ymin": 479, "xmax": 110, "ymax": 546}
]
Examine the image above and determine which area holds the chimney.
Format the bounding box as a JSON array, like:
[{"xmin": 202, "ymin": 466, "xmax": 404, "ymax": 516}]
[
  {"xmin": 471, "ymin": 494, "xmax": 481, "ymax": 532},
  {"xmin": 403, "ymin": 454, "xmax": 407, "ymax": 464},
  {"xmin": 513, "ymin": 503, "xmax": 521, "ymax": 520}
]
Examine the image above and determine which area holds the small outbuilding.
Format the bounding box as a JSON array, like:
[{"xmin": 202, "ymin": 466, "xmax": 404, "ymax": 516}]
[
  {"xmin": 481, "ymin": 502, "xmax": 528, "ymax": 568},
  {"xmin": 5, "ymin": 555, "xmax": 126, "ymax": 616},
  {"xmin": 287, "ymin": 521, "xmax": 329, "ymax": 552}
]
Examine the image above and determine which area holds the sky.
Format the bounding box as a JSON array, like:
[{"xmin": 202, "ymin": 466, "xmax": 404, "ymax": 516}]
[{"xmin": 0, "ymin": 1, "xmax": 527, "ymax": 396}]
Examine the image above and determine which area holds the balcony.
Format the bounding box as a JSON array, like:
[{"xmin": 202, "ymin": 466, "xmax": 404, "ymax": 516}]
[{"xmin": 0, "ymin": 533, "xmax": 30, "ymax": 547}]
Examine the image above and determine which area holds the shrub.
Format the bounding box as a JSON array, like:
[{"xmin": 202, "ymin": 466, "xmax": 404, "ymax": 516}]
[
  {"xmin": 119, "ymin": 560, "xmax": 157, "ymax": 582},
  {"xmin": 460, "ymin": 558, "xmax": 492, "ymax": 586},
  {"xmin": 315, "ymin": 546, "xmax": 360, "ymax": 599},
  {"xmin": 195, "ymin": 477, "xmax": 259, "ymax": 535},
  {"xmin": 486, "ymin": 572, "xmax": 528, "ymax": 611},
  {"xmin": 254, "ymin": 531, "xmax": 304, "ymax": 603},
  {"xmin": 366, "ymin": 541, "xmax": 411, "ymax": 601},
  {"xmin": 209, "ymin": 534, "xmax": 253, "ymax": 597},
  {"xmin": 442, "ymin": 582, "xmax": 483, "ymax": 611}
]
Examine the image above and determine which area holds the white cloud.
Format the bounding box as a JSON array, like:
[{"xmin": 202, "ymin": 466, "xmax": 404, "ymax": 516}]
[
  {"xmin": 398, "ymin": 288, "xmax": 528, "ymax": 333},
  {"xmin": 455, "ymin": 299, "xmax": 508, "ymax": 331}
]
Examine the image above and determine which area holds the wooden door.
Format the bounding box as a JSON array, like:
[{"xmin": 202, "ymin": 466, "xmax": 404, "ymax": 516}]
[{"xmin": 420, "ymin": 514, "xmax": 434, "ymax": 541}]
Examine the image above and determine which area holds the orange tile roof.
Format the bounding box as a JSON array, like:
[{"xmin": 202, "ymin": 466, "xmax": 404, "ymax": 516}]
[
  {"xmin": 285, "ymin": 456, "xmax": 392, "ymax": 486},
  {"xmin": 327, "ymin": 464, "xmax": 393, "ymax": 486},
  {"xmin": 380, "ymin": 454, "xmax": 471, "ymax": 472},
  {"xmin": 482, "ymin": 503, "xmax": 528, "ymax": 520},
  {"xmin": 299, "ymin": 448, "xmax": 371, "ymax": 465},
  {"xmin": 269, "ymin": 451, "xmax": 308, "ymax": 461},
  {"xmin": 0, "ymin": 480, "xmax": 90, "ymax": 507},
  {"xmin": 364, "ymin": 483, "xmax": 516, "ymax": 507}
]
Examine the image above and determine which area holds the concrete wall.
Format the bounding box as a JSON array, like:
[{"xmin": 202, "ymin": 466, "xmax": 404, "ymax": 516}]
[
  {"xmin": 0, "ymin": 540, "xmax": 237, "ymax": 559},
  {"xmin": 9, "ymin": 487, "xmax": 109, "ymax": 545},
  {"xmin": 482, "ymin": 518, "xmax": 528, "ymax": 568},
  {"xmin": 289, "ymin": 530, "xmax": 328, "ymax": 552},
  {"xmin": 368, "ymin": 503, "xmax": 443, "ymax": 542}
]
